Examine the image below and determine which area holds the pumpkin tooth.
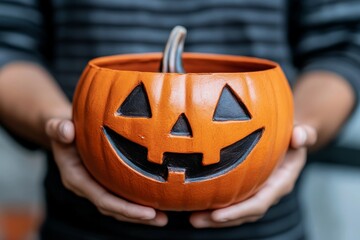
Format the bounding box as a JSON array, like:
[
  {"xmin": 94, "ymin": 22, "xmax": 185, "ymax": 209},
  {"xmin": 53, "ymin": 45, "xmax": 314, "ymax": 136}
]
[
  {"xmin": 167, "ymin": 169, "xmax": 186, "ymax": 183},
  {"xmin": 147, "ymin": 148, "xmax": 164, "ymax": 165},
  {"xmin": 201, "ymin": 152, "xmax": 220, "ymax": 165},
  {"xmin": 160, "ymin": 25, "xmax": 187, "ymax": 73}
]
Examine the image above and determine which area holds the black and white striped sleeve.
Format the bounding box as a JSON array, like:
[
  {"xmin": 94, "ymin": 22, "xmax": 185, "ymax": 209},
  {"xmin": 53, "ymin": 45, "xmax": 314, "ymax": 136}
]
[
  {"xmin": 290, "ymin": 0, "xmax": 360, "ymax": 98},
  {"xmin": 0, "ymin": 0, "xmax": 46, "ymax": 68}
]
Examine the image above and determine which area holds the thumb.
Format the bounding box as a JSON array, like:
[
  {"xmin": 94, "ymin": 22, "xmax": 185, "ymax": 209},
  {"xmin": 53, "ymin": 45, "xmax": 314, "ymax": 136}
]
[
  {"xmin": 291, "ymin": 124, "xmax": 317, "ymax": 149},
  {"xmin": 45, "ymin": 118, "xmax": 75, "ymax": 144}
]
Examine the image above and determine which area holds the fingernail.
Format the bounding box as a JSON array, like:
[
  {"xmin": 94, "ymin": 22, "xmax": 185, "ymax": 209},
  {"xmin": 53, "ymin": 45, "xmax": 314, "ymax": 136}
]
[
  {"xmin": 213, "ymin": 213, "xmax": 228, "ymax": 222},
  {"xmin": 296, "ymin": 127, "xmax": 306, "ymax": 145},
  {"xmin": 140, "ymin": 210, "xmax": 156, "ymax": 220},
  {"xmin": 60, "ymin": 121, "xmax": 70, "ymax": 139},
  {"xmin": 216, "ymin": 218, "xmax": 228, "ymax": 223}
]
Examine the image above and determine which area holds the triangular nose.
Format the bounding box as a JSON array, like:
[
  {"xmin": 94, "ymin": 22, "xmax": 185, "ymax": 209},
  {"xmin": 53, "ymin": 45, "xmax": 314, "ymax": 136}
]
[{"xmin": 170, "ymin": 113, "xmax": 192, "ymax": 137}]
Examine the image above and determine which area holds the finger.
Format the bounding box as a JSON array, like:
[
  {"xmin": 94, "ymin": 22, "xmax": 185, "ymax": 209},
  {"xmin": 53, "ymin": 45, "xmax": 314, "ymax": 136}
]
[
  {"xmin": 45, "ymin": 118, "xmax": 74, "ymax": 143},
  {"xmin": 210, "ymin": 149, "xmax": 306, "ymax": 223},
  {"xmin": 189, "ymin": 211, "xmax": 212, "ymax": 228},
  {"xmin": 153, "ymin": 211, "xmax": 168, "ymax": 226},
  {"xmin": 61, "ymin": 161, "xmax": 157, "ymax": 220},
  {"xmin": 190, "ymin": 212, "xmax": 259, "ymax": 228},
  {"xmin": 94, "ymin": 192, "xmax": 158, "ymax": 220},
  {"xmin": 291, "ymin": 125, "xmax": 317, "ymax": 149},
  {"xmin": 207, "ymin": 216, "xmax": 259, "ymax": 228},
  {"xmin": 101, "ymin": 209, "xmax": 168, "ymax": 227},
  {"xmin": 51, "ymin": 142, "xmax": 158, "ymax": 221},
  {"xmin": 61, "ymin": 162, "xmax": 157, "ymax": 220},
  {"xmin": 208, "ymin": 195, "xmax": 269, "ymax": 223}
]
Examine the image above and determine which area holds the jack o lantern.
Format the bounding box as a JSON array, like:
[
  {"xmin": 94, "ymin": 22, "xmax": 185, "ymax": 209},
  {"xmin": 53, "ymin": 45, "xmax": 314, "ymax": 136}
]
[{"xmin": 73, "ymin": 27, "xmax": 293, "ymax": 211}]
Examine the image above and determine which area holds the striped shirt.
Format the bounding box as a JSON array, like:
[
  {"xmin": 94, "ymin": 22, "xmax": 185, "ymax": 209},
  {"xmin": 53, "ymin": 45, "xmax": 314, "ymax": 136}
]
[{"xmin": 1, "ymin": 0, "xmax": 360, "ymax": 239}]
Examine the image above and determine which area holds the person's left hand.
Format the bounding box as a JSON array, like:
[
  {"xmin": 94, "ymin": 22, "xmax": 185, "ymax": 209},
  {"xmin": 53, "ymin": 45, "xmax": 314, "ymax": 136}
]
[{"xmin": 189, "ymin": 124, "xmax": 317, "ymax": 228}]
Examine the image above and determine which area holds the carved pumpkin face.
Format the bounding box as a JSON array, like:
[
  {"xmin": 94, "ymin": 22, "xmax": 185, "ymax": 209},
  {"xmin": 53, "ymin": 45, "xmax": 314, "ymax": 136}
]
[{"xmin": 73, "ymin": 53, "xmax": 293, "ymax": 211}]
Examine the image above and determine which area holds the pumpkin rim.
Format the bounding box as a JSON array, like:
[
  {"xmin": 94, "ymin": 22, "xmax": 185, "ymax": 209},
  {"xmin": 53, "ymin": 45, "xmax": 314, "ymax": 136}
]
[{"xmin": 88, "ymin": 52, "xmax": 279, "ymax": 75}]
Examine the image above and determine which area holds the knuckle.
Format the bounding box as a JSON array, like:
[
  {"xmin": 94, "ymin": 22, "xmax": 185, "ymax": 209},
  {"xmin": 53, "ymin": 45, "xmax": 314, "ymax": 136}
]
[
  {"xmin": 61, "ymin": 176, "xmax": 74, "ymax": 190},
  {"xmin": 95, "ymin": 198, "xmax": 108, "ymax": 211},
  {"xmin": 119, "ymin": 205, "xmax": 133, "ymax": 218}
]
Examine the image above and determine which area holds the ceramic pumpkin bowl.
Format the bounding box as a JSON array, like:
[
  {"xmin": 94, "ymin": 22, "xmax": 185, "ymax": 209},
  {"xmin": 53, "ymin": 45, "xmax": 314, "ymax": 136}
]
[{"xmin": 73, "ymin": 29, "xmax": 293, "ymax": 211}]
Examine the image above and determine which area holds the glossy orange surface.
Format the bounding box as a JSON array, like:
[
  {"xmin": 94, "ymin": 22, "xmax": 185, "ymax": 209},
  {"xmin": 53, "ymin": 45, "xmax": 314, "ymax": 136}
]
[{"xmin": 73, "ymin": 53, "xmax": 293, "ymax": 211}]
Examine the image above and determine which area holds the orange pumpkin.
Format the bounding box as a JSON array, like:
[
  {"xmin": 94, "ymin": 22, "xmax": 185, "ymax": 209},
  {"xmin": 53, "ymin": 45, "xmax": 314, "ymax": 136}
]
[{"xmin": 73, "ymin": 53, "xmax": 293, "ymax": 211}]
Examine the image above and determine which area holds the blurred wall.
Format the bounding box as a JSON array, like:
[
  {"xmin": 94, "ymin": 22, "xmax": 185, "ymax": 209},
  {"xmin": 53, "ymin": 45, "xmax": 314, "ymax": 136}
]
[
  {"xmin": 0, "ymin": 127, "xmax": 45, "ymax": 240},
  {"xmin": 0, "ymin": 127, "xmax": 45, "ymax": 206},
  {"xmin": 301, "ymin": 163, "xmax": 360, "ymax": 240}
]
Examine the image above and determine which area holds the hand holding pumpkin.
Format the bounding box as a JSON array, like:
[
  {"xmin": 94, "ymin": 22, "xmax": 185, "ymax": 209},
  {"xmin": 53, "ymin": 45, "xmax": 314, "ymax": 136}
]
[
  {"xmin": 189, "ymin": 124, "xmax": 317, "ymax": 228},
  {"xmin": 45, "ymin": 117, "xmax": 168, "ymax": 227}
]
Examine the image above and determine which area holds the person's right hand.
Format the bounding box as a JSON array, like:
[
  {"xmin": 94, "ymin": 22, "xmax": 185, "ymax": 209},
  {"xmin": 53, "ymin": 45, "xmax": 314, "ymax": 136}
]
[{"xmin": 45, "ymin": 118, "xmax": 168, "ymax": 226}]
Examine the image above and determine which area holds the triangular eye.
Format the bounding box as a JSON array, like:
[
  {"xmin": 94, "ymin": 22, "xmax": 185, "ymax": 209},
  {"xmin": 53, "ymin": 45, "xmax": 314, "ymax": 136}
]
[
  {"xmin": 213, "ymin": 85, "xmax": 251, "ymax": 121},
  {"xmin": 118, "ymin": 84, "xmax": 152, "ymax": 118},
  {"xmin": 170, "ymin": 113, "xmax": 192, "ymax": 137}
]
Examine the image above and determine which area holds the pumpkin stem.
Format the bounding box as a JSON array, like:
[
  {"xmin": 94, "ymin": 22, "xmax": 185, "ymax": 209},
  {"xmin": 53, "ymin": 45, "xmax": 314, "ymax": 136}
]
[{"xmin": 160, "ymin": 26, "xmax": 187, "ymax": 73}]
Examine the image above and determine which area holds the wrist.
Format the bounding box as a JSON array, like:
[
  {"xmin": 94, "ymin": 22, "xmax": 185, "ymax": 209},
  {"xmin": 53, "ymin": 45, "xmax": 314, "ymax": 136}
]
[
  {"xmin": 294, "ymin": 71, "xmax": 355, "ymax": 150},
  {"xmin": 40, "ymin": 103, "xmax": 72, "ymax": 126}
]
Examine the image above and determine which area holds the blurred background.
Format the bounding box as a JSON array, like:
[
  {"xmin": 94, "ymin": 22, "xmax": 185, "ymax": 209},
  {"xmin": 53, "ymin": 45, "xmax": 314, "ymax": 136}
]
[
  {"xmin": 0, "ymin": 127, "xmax": 44, "ymax": 240},
  {"xmin": 0, "ymin": 105, "xmax": 360, "ymax": 239}
]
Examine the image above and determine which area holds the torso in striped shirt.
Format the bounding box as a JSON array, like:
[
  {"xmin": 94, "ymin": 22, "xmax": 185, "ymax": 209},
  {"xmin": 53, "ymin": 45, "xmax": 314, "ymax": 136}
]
[
  {"xmin": 49, "ymin": 0, "xmax": 296, "ymax": 99},
  {"xmin": 44, "ymin": 0, "xmax": 302, "ymax": 239}
]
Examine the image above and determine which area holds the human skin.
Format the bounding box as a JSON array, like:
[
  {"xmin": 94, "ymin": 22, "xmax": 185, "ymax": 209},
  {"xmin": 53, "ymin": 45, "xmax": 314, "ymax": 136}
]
[{"xmin": 0, "ymin": 62, "xmax": 355, "ymax": 227}]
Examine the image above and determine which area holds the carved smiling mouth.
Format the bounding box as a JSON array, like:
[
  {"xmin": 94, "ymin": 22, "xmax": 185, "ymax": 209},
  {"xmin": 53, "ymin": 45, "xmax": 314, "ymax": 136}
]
[{"xmin": 103, "ymin": 126, "xmax": 263, "ymax": 183}]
